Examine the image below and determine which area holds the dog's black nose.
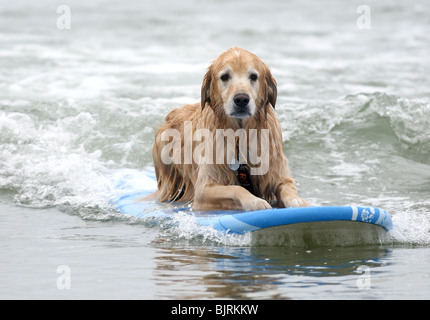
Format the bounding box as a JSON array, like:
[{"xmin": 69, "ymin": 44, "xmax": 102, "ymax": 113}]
[{"xmin": 233, "ymin": 94, "xmax": 250, "ymax": 108}]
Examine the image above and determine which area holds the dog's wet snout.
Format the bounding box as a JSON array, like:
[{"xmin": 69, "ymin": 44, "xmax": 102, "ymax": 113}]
[{"xmin": 233, "ymin": 93, "xmax": 250, "ymax": 108}]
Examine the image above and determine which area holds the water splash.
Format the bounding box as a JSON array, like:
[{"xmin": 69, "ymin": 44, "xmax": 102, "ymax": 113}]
[
  {"xmin": 282, "ymin": 92, "xmax": 430, "ymax": 155},
  {"xmin": 1, "ymin": 91, "xmax": 429, "ymax": 247}
]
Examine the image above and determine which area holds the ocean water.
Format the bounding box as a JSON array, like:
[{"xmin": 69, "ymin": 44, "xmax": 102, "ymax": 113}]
[{"xmin": 1, "ymin": 0, "xmax": 430, "ymax": 300}]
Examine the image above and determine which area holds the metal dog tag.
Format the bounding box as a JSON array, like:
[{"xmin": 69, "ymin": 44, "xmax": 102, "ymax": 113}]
[{"xmin": 228, "ymin": 156, "xmax": 240, "ymax": 171}]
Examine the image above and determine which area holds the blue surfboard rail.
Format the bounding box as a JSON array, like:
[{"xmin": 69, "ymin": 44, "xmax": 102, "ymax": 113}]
[
  {"xmin": 113, "ymin": 191, "xmax": 393, "ymax": 235},
  {"xmin": 110, "ymin": 170, "xmax": 393, "ymax": 235},
  {"xmin": 195, "ymin": 206, "xmax": 393, "ymax": 234}
]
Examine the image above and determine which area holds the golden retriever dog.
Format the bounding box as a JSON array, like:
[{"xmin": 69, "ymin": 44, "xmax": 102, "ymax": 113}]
[{"xmin": 150, "ymin": 47, "xmax": 308, "ymax": 211}]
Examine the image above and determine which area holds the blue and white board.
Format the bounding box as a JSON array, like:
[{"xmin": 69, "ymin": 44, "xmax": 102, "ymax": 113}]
[
  {"xmin": 111, "ymin": 169, "xmax": 393, "ymax": 244},
  {"xmin": 114, "ymin": 192, "xmax": 392, "ymax": 233}
]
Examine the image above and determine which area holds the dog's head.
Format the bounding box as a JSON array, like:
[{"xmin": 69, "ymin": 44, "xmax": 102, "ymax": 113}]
[{"xmin": 201, "ymin": 47, "xmax": 277, "ymax": 120}]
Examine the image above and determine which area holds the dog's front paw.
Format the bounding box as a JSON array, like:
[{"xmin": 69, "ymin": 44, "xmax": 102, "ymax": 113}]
[
  {"xmin": 242, "ymin": 197, "xmax": 272, "ymax": 211},
  {"xmin": 279, "ymin": 196, "xmax": 309, "ymax": 208}
]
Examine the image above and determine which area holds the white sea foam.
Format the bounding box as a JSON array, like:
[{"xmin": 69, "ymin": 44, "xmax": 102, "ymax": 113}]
[{"xmin": 1, "ymin": 92, "xmax": 429, "ymax": 246}]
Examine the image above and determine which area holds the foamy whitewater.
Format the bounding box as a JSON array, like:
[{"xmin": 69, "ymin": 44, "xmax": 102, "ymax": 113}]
[{"xmin": 1, "ymin": 0, "xmax": 429, "ymax": 299}]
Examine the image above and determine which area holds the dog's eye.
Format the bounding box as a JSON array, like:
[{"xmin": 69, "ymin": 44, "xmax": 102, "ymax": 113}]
[
  {"xmin": 220, "ymin": 73, "xmax": 230, "ymax": 82},
  {"xmin": 250, "ymin": 73, "xmax": 258, "ymax": 82}
]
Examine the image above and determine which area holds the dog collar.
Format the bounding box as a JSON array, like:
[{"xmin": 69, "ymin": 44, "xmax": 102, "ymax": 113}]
[
  {"xmin": 228, "ymin": 137, "xmax": 256, "ymax": 196},
  {"xmin": 236, "ymin": 164, "xmax": 256, "ymax": 195}
]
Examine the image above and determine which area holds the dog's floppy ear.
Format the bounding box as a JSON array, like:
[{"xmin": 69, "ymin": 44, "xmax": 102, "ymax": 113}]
[
  {"xmin": 265, "ymin": 70, "xmax": 277, "ymax": 109},
  {"xmin": 201, "ymin": 67, "xmax": 212, "ymax": 110}
]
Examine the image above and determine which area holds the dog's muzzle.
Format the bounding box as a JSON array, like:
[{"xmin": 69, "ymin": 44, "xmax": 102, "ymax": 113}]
[{"xmin": 230, "ymin": 93, "xmax": 252, "ymax": 118}]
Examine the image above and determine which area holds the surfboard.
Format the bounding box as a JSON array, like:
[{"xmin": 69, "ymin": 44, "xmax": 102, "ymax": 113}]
[
  {"xmin": 110, "ymin": 169, "xmax": 393, "ymax": 245},
  {"xmin": 114, "ymin": 191, "xmax": 393, "ymax": 232}
]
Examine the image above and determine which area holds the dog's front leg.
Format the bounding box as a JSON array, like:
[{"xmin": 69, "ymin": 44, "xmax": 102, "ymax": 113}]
[
  {"xmin": 275, "ymin": 180, "xmax": 308, "ymax": 208},
  {"xmin": 193, "ymin": 185, "xmax": 272, "ymax": 211}
]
